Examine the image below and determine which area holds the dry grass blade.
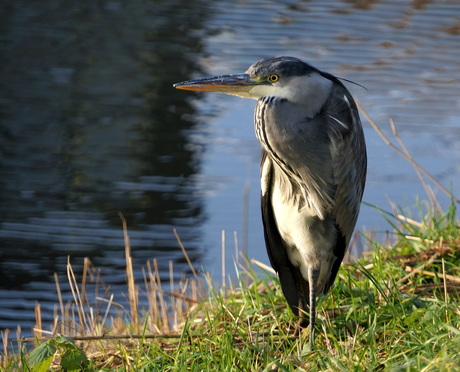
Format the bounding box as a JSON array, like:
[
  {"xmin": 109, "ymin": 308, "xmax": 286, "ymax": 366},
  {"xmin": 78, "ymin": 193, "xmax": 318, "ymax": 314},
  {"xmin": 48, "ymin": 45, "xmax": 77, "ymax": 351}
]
[
  {"xmin": 169, "ymin": 260, "xmax": 177, "ymax": 329},
  {"xmin": 153, "ymin": 258, "xmax": 170, "ymax": 333},
  {"xmin": 2, "ymin": 329, "xmax": 9, "ymax": 362},
  {"xmin": 356, "ymin": 100, "xmax": 460, "ymax": 204},
  {"xmin": 396, "ymin": 252, "xmax": 439, "ymax": 286},
  {"xmin": 395, "ymin": 215, "xmax": 422, "ymax": 228},
  {"xmin": 173, "ymin": 229, "xmax": 205, "ymax": 294},
  {"xmin": 404, "ymin": 267, "xmax": 460, "ymax": 284},
  {"xmin": 67, "ymin": 256, "xmax": 88, "ymax": 333},
  {"xmin": 54, "ymin": 272, "xmax": 65, "ymax": 328},
  {"xmin": 160, "ymin": 290, "xmax": 201, "ymax": 304},
  {"xmin": 442, "ymin": 258, "xmax": 450, "ymax": 322},
  {"xmin": 251, "ymin": 259, "xmax": 276, "ymax": 275},
  {"xmin": 21, "ymin": 333, "xmax": 185, "ymax": 343},
  {"xmin": 118, "ymin": 212, "xmax": 138, "ymax": 332},
  {"xmin": 34, "ymin": 303, "xmax": 42, "ymax": 341},
  {"xmin": 222, "ymin": 230, "xmax": 226, "ymax": 288}
]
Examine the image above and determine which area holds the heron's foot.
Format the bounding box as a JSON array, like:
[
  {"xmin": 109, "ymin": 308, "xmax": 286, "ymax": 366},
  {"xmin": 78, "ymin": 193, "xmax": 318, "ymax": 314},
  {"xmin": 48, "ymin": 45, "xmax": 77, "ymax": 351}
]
[{"xmin": 292, "ymin": 316, "xmax": 309, "ymax": 337}]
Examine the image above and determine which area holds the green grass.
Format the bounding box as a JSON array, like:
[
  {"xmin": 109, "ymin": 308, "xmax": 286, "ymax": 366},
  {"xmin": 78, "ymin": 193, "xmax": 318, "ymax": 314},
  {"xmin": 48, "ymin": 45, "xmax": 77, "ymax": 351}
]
[{"xmin": 1, "ymin": 200, "xmax": 459, "ymax": 371}]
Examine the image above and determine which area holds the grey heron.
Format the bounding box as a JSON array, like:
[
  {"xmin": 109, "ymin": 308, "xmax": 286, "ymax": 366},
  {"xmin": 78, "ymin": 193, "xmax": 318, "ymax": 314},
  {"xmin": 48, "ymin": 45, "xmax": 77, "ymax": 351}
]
[{"xmin": 174, "ymin": 56, "xmax": 367, "ymax": 349}]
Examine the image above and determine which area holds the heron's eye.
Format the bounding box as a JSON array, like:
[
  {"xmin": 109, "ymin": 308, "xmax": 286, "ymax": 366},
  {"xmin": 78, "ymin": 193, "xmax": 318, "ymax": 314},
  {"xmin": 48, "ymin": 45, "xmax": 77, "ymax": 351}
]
[{"xmin": 268, "ymin": 74, "xmax": 279, "ymax": 83}]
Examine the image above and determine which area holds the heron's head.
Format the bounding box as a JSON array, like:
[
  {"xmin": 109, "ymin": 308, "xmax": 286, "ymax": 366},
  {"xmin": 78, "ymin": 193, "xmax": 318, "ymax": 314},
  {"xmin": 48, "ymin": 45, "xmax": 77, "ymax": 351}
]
[{"xmin": 174, "ymin": 56, "xmax": 333, "ymax": 105}]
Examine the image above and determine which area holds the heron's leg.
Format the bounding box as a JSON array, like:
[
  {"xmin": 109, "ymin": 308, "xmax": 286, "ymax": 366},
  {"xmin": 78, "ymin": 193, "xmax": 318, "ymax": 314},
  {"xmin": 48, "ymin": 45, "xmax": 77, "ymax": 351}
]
[
  {"xmin": 293, "ymin": 298, "xmax": 307, "ymax": 337},
  {"xmin": 308, "ymin": 265, "xmax": 320, "ymax": 351}
]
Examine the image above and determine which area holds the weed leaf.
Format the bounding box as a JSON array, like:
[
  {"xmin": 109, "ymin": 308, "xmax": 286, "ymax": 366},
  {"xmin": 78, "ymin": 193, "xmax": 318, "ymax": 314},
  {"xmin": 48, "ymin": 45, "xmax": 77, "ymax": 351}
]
[
  {"xmin": 28, "ymin": 341, "xmax": 56, "ymax": 372},
  {"xmin": 60, "ymin": 347, "xmax": 89, "ymax": 372}
]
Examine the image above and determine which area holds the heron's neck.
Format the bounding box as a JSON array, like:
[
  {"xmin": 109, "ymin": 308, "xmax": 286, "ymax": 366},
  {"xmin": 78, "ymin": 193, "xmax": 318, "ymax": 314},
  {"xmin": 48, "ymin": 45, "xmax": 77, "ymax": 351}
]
[{"xmin": 287, "ymin": 73, "xmax": 333, "ymax": 118}]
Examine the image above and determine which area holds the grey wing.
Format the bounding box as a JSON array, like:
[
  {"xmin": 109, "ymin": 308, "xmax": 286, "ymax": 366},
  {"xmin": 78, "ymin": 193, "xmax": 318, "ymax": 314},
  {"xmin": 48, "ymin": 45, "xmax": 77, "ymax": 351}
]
[
  {"xmin": 326, "ymin": 82, "xmax": 367, "ymax": 247},
  {"xmin": 314, "ymin": 81, "xmax": 367, "ymax": 291},
  {"xmin": 260, "ymin": 150, "xmax": 310, "ymax": 313}
]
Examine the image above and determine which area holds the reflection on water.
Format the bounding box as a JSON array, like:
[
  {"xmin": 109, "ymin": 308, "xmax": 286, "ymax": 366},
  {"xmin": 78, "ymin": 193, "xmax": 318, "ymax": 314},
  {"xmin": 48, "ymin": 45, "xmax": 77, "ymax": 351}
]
[
  {"xmin": 1, "ymin": 0, "xmax": 459, "ymax": 335},
  {"xmin": 0, "ymin": 0, "xmax": 209, "ymax": 331}
]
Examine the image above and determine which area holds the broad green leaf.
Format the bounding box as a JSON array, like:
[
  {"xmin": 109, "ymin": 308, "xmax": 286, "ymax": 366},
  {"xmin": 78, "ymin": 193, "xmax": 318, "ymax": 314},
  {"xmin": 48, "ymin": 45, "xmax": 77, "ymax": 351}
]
[
  {"xmin": 60, "ymin": 347, "xmax": 89, "ymax": 371},
  {"xmin": 28, "ymin": 342, "xmax": 56, "ymax": 367},
  {"xmin": 30, "ymin": 356, "xmax": 54, "ymax": 372}
]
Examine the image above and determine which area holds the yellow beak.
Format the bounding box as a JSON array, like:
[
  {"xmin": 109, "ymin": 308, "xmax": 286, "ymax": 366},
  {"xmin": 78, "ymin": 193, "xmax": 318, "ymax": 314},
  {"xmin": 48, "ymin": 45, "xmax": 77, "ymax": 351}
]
[{"xmin": 174, "ymin": 74, "xmax": 262, "ymax": 97}]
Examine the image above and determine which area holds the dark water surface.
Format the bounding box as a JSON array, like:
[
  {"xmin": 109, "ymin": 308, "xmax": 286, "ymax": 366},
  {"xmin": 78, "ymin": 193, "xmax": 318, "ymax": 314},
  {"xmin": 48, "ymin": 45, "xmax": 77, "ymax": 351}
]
[{"xmin": 1, "ymin": 0, "xmax": 459, "ymax": 335}]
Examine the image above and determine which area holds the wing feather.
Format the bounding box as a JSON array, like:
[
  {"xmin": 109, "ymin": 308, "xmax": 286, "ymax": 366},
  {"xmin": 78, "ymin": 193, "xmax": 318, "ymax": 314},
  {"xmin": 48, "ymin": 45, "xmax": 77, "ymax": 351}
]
[
  {"xmin": 325, "ymin": 84, "xmax": 367, "ymax": 245},
  {"xmin": 318, "ymin": 79, "xmax": 367, "ymax": 292}
]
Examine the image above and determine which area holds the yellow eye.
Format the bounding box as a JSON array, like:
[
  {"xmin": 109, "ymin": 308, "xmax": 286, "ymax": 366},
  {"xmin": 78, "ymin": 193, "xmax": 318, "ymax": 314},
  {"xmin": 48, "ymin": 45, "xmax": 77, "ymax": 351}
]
[{"xmin": 268, "ymin": 74, "xmax": 279, "ymax": 83}]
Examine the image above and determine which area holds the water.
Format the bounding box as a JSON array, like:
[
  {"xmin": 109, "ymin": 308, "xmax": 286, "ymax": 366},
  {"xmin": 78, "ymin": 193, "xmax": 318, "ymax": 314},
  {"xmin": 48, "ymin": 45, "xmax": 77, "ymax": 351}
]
[{"xmin": 1, "ymin": 0, "xmax": 459, "ymax": 336}]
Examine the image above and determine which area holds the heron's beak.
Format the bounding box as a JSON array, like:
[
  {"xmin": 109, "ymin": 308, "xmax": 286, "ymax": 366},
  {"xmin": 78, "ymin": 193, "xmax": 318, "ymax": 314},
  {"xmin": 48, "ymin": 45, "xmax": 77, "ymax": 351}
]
[{"xmin": 173, "ymin": 74, "xmax": 262, "ymax": 99}]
